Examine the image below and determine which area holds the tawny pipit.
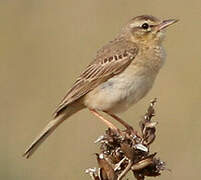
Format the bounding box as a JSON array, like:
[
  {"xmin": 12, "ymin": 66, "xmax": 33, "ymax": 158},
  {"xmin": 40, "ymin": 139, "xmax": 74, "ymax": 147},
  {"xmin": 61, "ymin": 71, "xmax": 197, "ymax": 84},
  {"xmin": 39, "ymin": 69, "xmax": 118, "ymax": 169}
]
[{"xmin": 24, "ymin": 15, "xmax": 178, "ymax": 158}]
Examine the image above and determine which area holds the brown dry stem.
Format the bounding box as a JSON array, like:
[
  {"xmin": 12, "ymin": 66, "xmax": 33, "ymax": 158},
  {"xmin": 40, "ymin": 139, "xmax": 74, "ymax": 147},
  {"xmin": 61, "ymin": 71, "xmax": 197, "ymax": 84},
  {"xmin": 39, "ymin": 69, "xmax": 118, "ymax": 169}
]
[{"xmin": 85, "ymin": 98, "xmax": 166, "ymax": 180}]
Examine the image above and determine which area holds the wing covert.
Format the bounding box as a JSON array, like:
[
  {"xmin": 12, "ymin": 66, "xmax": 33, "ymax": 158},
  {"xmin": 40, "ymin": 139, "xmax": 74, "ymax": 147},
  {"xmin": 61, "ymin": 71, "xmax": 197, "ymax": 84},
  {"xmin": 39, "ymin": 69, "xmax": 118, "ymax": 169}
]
[{"xmin": 54, "ymin": 40, "xmax": 138, "ymax": 117}]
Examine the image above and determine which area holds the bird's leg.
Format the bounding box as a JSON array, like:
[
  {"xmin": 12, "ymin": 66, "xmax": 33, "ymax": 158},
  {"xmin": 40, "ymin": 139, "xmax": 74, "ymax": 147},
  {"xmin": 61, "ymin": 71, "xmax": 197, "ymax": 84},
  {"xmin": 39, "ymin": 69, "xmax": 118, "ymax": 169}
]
[
  {"xmin": 104, "ymin": 111, "xmax": 140, "ymax": 138},
  {"xmin": 104, "ymin": 111, "xmax": 134, "ymax": 131},
  {"xmin": 89, "ymin": 109, "xmax": 119, "ymax": 132}
]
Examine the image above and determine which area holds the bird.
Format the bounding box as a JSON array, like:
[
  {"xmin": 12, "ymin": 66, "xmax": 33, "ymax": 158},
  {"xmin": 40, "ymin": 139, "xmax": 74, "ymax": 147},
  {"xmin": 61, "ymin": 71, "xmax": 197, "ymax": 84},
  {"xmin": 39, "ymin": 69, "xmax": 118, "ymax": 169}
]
[{"xmin": 23, "ymin": 15, "xmax": 178, "ymax": 158}]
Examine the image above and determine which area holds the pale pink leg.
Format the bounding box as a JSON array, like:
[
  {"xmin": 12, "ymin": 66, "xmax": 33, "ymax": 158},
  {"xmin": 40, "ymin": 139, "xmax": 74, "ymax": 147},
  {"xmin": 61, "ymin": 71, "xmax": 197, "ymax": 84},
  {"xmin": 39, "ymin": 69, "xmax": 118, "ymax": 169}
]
[
  {"xmin": 89, "ymin": 109, "xmax": 118, "ymax": 132},
  {"xmin": 104, "ymin": 111, "xmax": 134, "ymax": 131}
]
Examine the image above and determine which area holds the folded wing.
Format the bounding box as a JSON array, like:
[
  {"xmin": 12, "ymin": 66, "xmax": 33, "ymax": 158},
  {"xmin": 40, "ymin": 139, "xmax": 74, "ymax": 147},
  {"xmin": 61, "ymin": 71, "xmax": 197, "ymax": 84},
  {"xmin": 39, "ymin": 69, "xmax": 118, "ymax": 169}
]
[{"xmin": 54, "ymin": 40, "xmax": 139, "ymax": 117}]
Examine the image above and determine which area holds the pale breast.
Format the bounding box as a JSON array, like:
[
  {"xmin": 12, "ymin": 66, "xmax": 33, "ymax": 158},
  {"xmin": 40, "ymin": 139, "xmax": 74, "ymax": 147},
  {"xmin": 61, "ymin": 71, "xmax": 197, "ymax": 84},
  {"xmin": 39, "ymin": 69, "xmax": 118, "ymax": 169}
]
[
  {"xmin": 84, "ymin": 45, "xmax": 165, "ymax": 113},
  {"xmin": 84, "ymin": 64, "xmax": 157, "ymax": 113}
]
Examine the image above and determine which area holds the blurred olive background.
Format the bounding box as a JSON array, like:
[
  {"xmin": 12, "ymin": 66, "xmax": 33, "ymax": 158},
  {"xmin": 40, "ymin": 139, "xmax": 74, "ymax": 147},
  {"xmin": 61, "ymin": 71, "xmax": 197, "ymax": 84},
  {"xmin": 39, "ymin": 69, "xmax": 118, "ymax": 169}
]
[{"xmin": 0, "ymin": 0, "xmax": 200, "ymax": 180}]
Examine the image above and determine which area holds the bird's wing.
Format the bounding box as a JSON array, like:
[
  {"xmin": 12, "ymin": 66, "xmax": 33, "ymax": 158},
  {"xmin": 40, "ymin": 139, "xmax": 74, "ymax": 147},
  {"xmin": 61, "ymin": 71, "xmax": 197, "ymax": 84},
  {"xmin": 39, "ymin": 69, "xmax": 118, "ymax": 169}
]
[{"xmin": 53, "ymin": 39, "xmax": 138, "ymax": 117}]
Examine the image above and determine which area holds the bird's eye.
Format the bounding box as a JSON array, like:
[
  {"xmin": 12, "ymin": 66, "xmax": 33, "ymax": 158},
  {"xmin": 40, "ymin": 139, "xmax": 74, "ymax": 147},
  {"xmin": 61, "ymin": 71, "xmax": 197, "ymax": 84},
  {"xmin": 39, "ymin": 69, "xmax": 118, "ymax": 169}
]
[{"xmin": 141, "ymin": 23, "xmax": 149, "ymax": 30}]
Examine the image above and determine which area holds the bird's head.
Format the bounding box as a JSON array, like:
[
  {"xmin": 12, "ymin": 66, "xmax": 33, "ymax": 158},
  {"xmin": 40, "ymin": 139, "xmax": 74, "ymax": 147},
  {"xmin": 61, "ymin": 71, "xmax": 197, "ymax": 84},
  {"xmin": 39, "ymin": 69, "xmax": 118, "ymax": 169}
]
[{"xmin": 123, "ymin": 15, "xmax": 178, "ymax": 45}]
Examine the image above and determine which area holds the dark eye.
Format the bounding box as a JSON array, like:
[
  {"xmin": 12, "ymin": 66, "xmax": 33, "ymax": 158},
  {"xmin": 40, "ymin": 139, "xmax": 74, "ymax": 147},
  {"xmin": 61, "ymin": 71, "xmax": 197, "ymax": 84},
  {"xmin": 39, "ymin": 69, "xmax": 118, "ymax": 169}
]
[{"xmin": 142, "ymin": 23, "xmax": 149, "ymax": 29}]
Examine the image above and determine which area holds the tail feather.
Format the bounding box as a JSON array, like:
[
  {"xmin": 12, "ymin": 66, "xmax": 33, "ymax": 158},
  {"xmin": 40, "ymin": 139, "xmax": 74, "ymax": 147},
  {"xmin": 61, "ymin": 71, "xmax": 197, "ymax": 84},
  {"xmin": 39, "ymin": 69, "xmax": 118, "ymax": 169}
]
[{"xmin": 23, "ymin": 104, "xmax": 83, "ymax": 158}]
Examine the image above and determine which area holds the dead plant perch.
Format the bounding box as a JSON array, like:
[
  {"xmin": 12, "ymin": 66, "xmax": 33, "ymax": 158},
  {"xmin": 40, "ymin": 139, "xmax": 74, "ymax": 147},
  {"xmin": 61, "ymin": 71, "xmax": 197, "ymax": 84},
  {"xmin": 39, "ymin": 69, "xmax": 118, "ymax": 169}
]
[{"xmin": 85, "ymin": 98, "xmax": 166, "ymax": 180}]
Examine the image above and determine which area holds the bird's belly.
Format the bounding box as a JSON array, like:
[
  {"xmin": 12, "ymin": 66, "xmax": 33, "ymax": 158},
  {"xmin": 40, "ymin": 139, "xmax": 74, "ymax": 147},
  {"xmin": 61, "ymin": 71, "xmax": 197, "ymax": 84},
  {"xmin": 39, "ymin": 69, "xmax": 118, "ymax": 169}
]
[{"xmin": 84, "ymin": 68, "xmax": 156, "ymax": 113}]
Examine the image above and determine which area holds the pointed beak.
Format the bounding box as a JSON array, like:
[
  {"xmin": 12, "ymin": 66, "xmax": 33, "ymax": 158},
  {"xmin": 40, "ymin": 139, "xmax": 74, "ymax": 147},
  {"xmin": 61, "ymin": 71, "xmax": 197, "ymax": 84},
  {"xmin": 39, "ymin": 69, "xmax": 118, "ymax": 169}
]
[{"xmin": 157, "ymin": 19, "xmax": 179, "ymax": 31}]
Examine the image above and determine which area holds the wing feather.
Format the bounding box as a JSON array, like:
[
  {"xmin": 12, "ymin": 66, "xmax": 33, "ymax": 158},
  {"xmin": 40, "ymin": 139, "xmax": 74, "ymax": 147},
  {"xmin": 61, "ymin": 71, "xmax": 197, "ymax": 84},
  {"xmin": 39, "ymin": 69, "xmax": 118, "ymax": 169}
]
[{"xmin": 53, "ymin": 40, "xmax": 138, "ymax": 117}]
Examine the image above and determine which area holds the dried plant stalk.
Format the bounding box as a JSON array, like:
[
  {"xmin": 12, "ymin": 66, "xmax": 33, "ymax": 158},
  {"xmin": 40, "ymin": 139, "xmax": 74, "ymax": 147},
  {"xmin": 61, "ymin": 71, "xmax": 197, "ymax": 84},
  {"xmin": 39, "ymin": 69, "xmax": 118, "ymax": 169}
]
[{"xmin": 85, "ymin": 98, "xmax": 166, "ymax": 180}]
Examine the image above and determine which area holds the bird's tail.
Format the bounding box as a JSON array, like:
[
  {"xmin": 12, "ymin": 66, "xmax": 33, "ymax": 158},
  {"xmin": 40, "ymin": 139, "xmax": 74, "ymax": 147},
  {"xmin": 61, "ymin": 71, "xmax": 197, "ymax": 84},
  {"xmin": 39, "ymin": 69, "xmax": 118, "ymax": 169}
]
[{"xmin": 23, "ymin": 103, "xmax": 83, "ymax": 158}]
